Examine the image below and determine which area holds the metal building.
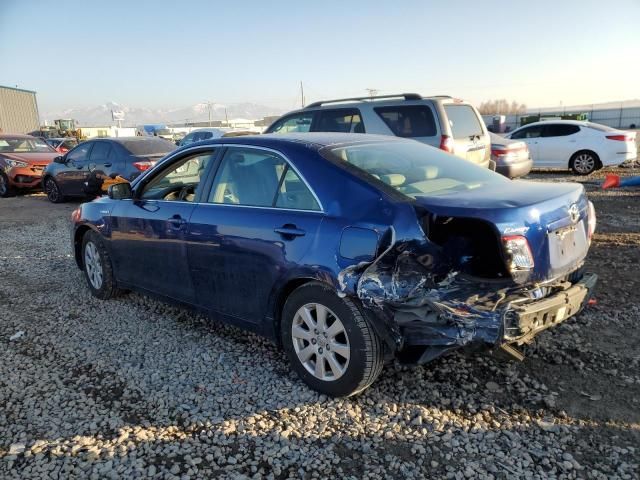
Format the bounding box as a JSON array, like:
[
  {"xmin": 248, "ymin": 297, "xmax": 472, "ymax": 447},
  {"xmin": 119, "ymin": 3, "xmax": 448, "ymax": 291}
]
[{"xmin": 0, "ymin": 85, "xmax": 40, "ymax": 134}]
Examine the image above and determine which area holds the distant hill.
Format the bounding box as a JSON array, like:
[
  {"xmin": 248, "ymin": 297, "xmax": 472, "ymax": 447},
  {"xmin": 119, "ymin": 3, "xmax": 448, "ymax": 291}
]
[{"xmin": 41, "ymin": 101, "xmax": 285, "ymax": 127}]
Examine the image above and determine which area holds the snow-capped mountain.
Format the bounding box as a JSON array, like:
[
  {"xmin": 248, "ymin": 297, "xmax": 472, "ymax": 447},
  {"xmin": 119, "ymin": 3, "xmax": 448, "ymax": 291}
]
[{"xmin": 41, "ymin": 101, "xmax": 285, "ymax": 126}]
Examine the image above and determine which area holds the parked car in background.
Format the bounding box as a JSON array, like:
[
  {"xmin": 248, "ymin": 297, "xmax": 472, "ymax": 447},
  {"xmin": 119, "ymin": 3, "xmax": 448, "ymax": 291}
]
[
  {"xmin": 45, "ymin": 137, "xmax": 79, "ymax": 154},
  {"xmin": 71, "ymin": 133, "xmax": 596, "ymax": 396},
  {"xmin": 0, "ymin": 134, "xmax": 59, "ymax": 197},
  {"xmin": 178, "ymin": 128, "xmax": 256, "ymax": 147},
  {"xmin": 42, "ymin": 137, "xmax": 176, "ymax": 203},
  {"xmin": 489, "ymin": 132, "xmax": 532, "ymax": 178},
  {"xmin": 505, "ymin": 120, "xmax": 637, "ymax": 175},
  {"xmin": 265, "ymin": 93, "xmax": 491, "ymax": 168}
]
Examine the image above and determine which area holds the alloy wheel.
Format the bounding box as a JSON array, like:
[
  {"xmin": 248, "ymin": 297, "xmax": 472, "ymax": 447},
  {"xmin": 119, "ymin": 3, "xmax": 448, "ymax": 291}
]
[
  {"xmin": 573, "ymin": 153, "xmax": 595, "ymax": 174},
  {"xmin": 45, "ymin": 178, "xmax": 59, "ymax": 202},
  {"xmin": 291, "ymin": 303, "xmax": 350, "ymax": 381},
  {"xmin": 84, "ymin": 241, "xmax": 104, "ymax": 290}
]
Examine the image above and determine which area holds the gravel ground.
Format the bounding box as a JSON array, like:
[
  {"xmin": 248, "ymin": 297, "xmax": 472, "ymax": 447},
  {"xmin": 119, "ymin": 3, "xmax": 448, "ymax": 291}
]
[{"xmin": 1, "ymin": 168, "xmax": 639, "ymax": 479}]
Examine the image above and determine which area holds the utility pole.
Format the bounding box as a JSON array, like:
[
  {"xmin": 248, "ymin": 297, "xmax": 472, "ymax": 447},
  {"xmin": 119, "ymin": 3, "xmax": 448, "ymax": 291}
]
[
  {"xmin": 300, "ymin": 81, "xmax": 305, "ymax": 108},
  {"xmin": 225, "ymin": 108, "xmax": 229, "ymax": 127},
  {"xmin": 206, "ymin": 101, "xmax": 213, "ymax": 127}
]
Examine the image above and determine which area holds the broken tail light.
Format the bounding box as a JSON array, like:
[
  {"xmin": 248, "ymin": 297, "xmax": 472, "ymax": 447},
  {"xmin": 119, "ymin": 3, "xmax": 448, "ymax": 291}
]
[
  {"xmin": 587, "ymin": 201, "xmax": 596, "ymax": 242},
  {"xmin": 502, "ymin": 235, "xmax": 534, "ymax": 274}
]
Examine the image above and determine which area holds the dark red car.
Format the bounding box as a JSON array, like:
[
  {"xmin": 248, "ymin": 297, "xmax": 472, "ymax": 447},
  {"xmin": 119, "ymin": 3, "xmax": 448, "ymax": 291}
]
[{"xmin": 0, "ymin": 134, "xmax": 59, "ymax": 197}]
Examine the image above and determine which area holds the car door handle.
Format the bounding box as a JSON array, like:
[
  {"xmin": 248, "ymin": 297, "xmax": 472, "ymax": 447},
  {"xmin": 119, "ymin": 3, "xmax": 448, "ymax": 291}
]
[
  {"xmin": 103, "ymin": 162, "xmax": 112, "ymax": 167},
  {"xmin": 168, "ymin": 215, "xmax": 187, "ymax": 230},
  {"xmin": 274, "ymin": 225, "xmax": 305, "ymax": 237}
]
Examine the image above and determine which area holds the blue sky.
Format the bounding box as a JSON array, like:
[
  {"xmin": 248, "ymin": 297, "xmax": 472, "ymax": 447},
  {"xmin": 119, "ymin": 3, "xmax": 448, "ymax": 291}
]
[{"xmin": 1, "ymin": 0, "xmax": 638, "ymax": 112}]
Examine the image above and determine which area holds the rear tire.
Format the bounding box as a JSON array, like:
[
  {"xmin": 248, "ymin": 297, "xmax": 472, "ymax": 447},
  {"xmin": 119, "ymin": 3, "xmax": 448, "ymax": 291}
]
[
  {"xmin": 81, "ymin": 230, "xmax": 124, "ymax": 300},
  {"xmin": 281, "ymin": 281, "xmax": 384, "ymax": 397},
  {"xmin": 44, "ymin": 177, "xmax": 66, "ymax": 203},
  {"xmin": 569, "ymin": 151, "xmax": 599, "ymax": 175},
  {"xmin": 0, "ymin": 172, "xmax": 15, "ymax": 198}
]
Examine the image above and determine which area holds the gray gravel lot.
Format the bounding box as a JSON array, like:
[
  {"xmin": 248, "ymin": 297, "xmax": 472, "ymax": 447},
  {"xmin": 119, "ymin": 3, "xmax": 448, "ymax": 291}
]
[{"xmin": 1, "ymin": 172, "xmax": 639, "ymax": 479}]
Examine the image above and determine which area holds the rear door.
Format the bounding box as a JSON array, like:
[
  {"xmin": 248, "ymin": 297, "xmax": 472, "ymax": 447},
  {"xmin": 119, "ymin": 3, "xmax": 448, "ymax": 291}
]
[
  {"xmin": 443, "ymin": 104, "xmax": 489, "ymax": 166},
  {"xmin": 186, "ymin": 146, "xmax": 324, "ymax": 325},
  {"xmin": 537, "ymin": 124, "xmax": 581, "ymax": 167},
  {"xmin": 86, "ymin": 141, "xmax": 114, "ymax": 194},
  {"xmin": 57, "ymin": 141, "xmax": 93, "ymax": 195}
]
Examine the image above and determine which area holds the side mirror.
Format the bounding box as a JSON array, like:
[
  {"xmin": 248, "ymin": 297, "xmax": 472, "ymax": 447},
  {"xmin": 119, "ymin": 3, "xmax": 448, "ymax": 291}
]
[
  {"xmin": 54, "ymin": 156, "xmax": 66, "ymax": 164},
  {"xmin": 108, "ymin": 182, "xmax": 133, "ymax": 200}
]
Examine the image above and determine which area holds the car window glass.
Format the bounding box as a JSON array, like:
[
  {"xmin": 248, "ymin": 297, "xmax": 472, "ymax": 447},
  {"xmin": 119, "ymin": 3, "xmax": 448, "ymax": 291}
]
[
  {"xmin": 511, "ymin": 126, "xmax": 542, "ymax": 139},
  {"xmin": 209, "ymin": 148, "xmax": 287, "ymax": 207},
  {"xmin": 312, "ymin": 109, "xmax": 364, "ymax": 133},
  {"xmin": 374, "ymin": 106, "xmax": 437, "ymax": 137},
  {"xmin": 182, "ymin": 133, "xmax": 195, "ymax": 144},
  {"xmin": 141, "ymin": 152, "xmax": 215, "ymax": 202},
  {"xmin": 275, "ymin": 167, "xmax": 320, "ymax": 210},
  {"xmin": 543, "ymin": 124, "xmax": 580, "ymax": 137},
  {"xmin": 202, "ymin": 132, "xmax": 213, "ymax": 140},
  {"xmin": 443, "ymin": 105, "xmax": 484, "ymax": 139},
  {"xmin": 89, "ymin": 142, "xmax": 112, "ymax": 161},
  {"xmin": 269, "ymin": 113, "xmax": 313, "ymax": 133},
  {"xmin": 67, "ymin": 143, "xmax": 92, "ymax": 163}
]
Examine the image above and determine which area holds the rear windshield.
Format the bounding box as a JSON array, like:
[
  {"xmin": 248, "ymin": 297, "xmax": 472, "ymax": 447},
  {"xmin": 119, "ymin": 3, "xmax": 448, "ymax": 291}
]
[
  {"xmin": 321, "ymin": 140, "xmax": 506, "ymax": 198},
  {"xmin": 0, "ymin": 137, "xmax": 55, "ymax": 153},
  {"xmin": 121, "ymin": 138, "xmax": 177, "ymax": 156},
  {"xmin": 444, "ymin": 105, "xmax": 484, "ymax": 139},
  {"xmin": 584, "ymin": 122, "xmax": 616, "ymax": 132},
  {"xmin": 374, "ymin": 106, "xmax": 437, "ymax": 137}
]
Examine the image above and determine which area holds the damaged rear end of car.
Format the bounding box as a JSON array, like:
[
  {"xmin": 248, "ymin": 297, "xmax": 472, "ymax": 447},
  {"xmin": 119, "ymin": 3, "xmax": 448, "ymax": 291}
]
[{"xmin": 324, "ymin": 140, "xmax": 597, "ymax": 365}]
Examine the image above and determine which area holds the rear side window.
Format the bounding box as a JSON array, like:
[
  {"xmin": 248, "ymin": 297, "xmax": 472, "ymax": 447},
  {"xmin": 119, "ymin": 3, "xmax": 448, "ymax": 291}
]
[
  {"xmin": 444, "ymin": 105, "xmax": 484, "ymax": 139},
  {"xmin": 268, "ymin": 113, "xmax": 313, "ymax": 133},
  {"xmin": 375, "ymin": 106, "xmax": 437, "ymax": 137},
  {"xmin": 543, "ymin": 124, "xmax": 580, "ymax": 137},
  {"xmin": 312, "ymin": 109, "xmax": 364, "ymax": 133}
]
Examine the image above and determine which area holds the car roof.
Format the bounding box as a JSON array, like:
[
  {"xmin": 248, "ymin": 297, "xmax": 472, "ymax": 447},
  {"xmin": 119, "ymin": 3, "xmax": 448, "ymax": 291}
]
[
  {"xmin": 0, "ymin": 133, "xmax": 37, "ymax": 139},
  {"xmin": 193, "ymin": 132, "xmax": 409, "ymax": 150},
  {"xmin": 516, "ymin": 120, "xmax": 588, "ymax": 129}
]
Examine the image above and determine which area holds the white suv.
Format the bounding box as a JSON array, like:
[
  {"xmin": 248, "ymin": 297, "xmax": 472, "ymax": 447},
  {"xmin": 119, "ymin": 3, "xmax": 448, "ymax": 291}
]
[{"xmin": 265, "ymin": 93, "xmax": 491, "ymax": 167}]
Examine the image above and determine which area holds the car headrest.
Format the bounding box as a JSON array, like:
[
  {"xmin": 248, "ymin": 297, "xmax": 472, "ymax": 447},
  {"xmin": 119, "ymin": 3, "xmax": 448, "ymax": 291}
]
[
  {"xmin": 412, "ymin": 165, "xmax": 439, "ymax": 180},
  {"xmin": 379, "ymin": 174, "xmax": 406, "ymax": 187}
]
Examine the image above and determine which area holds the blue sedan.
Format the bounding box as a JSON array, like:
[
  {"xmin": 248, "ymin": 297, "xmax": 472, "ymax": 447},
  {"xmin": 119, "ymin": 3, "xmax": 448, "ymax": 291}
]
[{"xmin": 71, "ymin": 133, "xmax": 597, "ymax": 396}]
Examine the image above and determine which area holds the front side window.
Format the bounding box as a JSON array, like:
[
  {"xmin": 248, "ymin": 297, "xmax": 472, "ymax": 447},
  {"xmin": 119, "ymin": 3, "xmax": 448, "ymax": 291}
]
[
  {"xmin": 67, "ymin": 143, "xmax": 93, "ymax": 163},
  {"xmin": 543, "ymin": 124, "xmax": 580, "ymax": 137},
  {"xmin": 313, "ymin": 109, "xmax": 364, "ymax": 133},
  {"xmin": 89, "ymin": 142, "xmax": 112, "ymax": 161},
  {"xmin": 208, "ymin": 147, "xmax": 320, "ymax": 210},
  {"xmin": 511, "ymin": 126, "xmax": 543, "ymax": 139},
  {"xmin": 375, "ymin": 106, "xmax": 437, "ymax": 138},
  {"xmin": 444, "ymin": 105, "xmax": 484, "ymax": 139},
  {"xmin": 141, "ymin": 152, "xmax": 215, "ymax": 201},
  {"xmin": 268, "ymin": 113, "xmax": 313, "ymax": 133},
  {"xmin": 322, "ymin": 140, "xmax": 507, "ymax": 198}
]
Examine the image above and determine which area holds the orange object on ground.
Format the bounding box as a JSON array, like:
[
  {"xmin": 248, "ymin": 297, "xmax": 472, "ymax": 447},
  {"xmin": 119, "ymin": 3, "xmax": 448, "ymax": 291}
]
[
  {"xmin": 601, "ymin": 174, "xmax": 620, "ymax": 189},
  {"xmin": 101, "ymin": 175, "xmax": 129, "ymax": 192}
]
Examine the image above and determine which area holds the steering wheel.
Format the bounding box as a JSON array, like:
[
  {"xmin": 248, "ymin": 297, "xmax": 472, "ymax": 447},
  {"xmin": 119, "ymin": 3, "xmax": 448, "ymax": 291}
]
[{"xmin": 177, "ymin": 185, "xmax": 194, "ymax": 201}]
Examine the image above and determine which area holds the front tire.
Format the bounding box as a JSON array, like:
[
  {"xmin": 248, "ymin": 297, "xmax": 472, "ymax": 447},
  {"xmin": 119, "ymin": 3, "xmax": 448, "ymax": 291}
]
[
  {"xmin": 44, "ymin": 177, "xmax": 65, "ymax": 203},
  {"xmin": 0, "ymin": 172, "xmax": 15, "ymax": 198},
  {"xmin": 569, "ymin": 151, "xmax": 599, "ymax": 175},
  {"xmin": 281, "ymin": 282, "xmax": 384, "ymax": 397},
  {"xmin": 81, "ymin": 230, "xmax": 123, "ymax": 300}
]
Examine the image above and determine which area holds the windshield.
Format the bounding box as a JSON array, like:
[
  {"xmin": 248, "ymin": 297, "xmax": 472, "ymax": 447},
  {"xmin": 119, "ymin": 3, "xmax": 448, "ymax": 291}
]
[
  {"xmin": 121, "ymin": 138, "xmax": 177, "ymax": 156},
  {"xmin": 0, "ymin": 137, "xmax": 55, "ymax": 153},
  {"xmin": 321, "ymin": 141, "xmax": 507, "ymax": 197}
]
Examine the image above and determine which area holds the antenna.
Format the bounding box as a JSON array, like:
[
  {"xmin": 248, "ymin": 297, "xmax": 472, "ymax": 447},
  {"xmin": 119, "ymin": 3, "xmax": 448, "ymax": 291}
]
[{"xmin": 300, "ymin": 81, "xmax": 305, "ymax": 108}]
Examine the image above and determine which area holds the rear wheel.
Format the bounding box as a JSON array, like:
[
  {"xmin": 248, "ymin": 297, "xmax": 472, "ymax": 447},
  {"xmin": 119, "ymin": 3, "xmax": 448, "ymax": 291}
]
[
  {"xmin": 281, "ymin": 282, "xmax": 384, "ymax": 397},
  {"xmin": 44, "ymin": 177, "xmax": 65, "ymax": 203},
  {"xmin": 82, "ymin": 230, "xmax": 123, "ymax": 300},
  {"xmin": 0, "ymin": 172, "xmax": 15, "ymax": 198},
  {"xmin": 569, "ymin": 151, "xmax": 599, "ymax": 175}
]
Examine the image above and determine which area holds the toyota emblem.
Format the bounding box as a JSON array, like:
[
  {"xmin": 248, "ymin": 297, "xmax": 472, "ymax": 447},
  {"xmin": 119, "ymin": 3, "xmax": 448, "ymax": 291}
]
[{"xmin": 568, "ymin": 204, "xmax": 580, "ymax": 223}]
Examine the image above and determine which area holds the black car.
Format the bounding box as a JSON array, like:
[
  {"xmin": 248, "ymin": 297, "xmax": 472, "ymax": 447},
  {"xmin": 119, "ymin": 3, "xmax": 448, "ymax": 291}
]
[{"xmin": 42, "ymin": 137, "xmax": 176, "ymax": 203}]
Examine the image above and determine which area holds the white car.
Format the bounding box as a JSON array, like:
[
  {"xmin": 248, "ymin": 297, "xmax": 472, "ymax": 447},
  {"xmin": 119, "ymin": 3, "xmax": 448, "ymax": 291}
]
[{"xmin": 505, "ymin": 120, "xmax": 637, "ymax": 175}]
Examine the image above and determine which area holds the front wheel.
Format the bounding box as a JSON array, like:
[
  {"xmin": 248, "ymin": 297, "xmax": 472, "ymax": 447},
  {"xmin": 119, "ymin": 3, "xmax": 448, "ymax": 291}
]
[
  {"xmin": 44, "ymin": 177, "xmax": 65, "ymax": 203},
  {"xmin": 0, "ymin": 172, "xmax": 15, "ymax": 198},
  {"xmin": 82, "ymin": 230, "xmax": 123, "ymax": 300},
  {"xmin": 281, "ymin": 282, "xmax": 384, "ymax": 397},
  {"xmin": 569, "ymin": 151, "xmax": 598, "ymax": 175}
]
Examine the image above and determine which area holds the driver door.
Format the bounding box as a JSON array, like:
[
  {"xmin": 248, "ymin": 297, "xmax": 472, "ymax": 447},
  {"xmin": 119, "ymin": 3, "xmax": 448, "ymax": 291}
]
[
  {"xmin": 109, "ymin": 148, "xmax": 219, "ymax": 303},
  {"xmin": 57, "ymin": 142, "xmax": 94, "ymax": 195}
]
